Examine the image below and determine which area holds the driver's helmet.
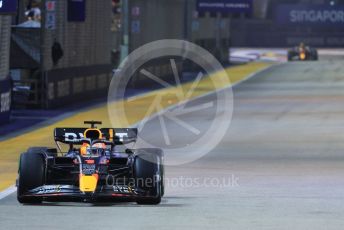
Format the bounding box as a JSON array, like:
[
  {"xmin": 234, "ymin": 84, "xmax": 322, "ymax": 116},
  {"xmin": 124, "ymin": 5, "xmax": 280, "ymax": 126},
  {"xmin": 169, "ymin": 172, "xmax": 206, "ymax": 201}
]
[
  {"xmin": 299, "ymin": 42, "xmax": 305, "ymax": 49},
  {"xmin": 80, "ymin": 142, "xmax": 106, "ymax": 156},
  {"xmin": 92, "ymin": 142, "xmax": 106, "ymax": 149}
]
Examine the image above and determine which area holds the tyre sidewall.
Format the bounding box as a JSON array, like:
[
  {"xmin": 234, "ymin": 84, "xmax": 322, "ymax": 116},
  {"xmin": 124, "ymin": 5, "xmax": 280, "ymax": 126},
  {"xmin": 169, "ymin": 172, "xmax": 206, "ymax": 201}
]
[
  {"xmin": 17, "ymin": 151, "xmax": 45, "ymax": 203},
  {"xmin": 134, "ymin": 149, "xmax": 163, "ymax": 204}
]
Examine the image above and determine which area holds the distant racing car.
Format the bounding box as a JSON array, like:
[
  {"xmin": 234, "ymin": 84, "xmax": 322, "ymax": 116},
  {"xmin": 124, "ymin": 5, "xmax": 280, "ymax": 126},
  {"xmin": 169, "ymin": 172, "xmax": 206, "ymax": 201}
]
[
  {"xmin": 288, "ymin": 43, "xmax": 318, "ymax": 61},
  {"xmin": 17, "ymin": 121, "xmax": 164, "ymax": 204}
]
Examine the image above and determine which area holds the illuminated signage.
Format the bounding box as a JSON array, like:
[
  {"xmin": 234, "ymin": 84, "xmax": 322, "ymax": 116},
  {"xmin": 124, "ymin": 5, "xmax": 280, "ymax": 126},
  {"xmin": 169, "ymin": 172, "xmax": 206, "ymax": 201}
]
[
  {"xmin": 197, "ymin": 0, "xmax": 252, "ymax": 14},
  {"xmin": 276, "ymin": 4, "xmax": 344, "ymax": 26},
  {"xmin": 0, "ymin": 0, "xmax": 17, "ymax": 14}
]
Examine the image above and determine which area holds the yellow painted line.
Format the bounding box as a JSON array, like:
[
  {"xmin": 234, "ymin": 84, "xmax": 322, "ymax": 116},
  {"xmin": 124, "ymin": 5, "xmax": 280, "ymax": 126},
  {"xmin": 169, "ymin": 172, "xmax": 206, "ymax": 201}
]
[{"xmin": 0, "ymin": 62, "xmax": 272, "ymax": 192}]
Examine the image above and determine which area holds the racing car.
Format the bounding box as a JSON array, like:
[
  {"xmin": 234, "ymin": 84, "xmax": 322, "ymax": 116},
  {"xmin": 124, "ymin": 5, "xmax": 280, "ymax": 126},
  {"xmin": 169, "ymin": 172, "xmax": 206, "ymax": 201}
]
[
  {"xmin": 17, "ymin": 121, "xmax": 164, "ymax": 204},
  {"xmin": 287, "ymin": 43, "xmax": 318, "ymax": 61}
]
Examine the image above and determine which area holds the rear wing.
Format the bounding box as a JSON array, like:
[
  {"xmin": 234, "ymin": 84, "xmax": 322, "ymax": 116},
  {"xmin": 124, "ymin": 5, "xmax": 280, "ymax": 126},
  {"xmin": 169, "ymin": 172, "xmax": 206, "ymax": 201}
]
[{"xmin": 54, "ymin": 128, "xmax": 138, "ymax": 145}]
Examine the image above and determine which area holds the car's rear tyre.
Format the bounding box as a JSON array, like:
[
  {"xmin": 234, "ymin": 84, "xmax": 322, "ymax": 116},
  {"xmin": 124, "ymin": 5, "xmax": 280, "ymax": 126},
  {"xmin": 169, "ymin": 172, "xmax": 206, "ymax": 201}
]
[
  {"xmin": 28, "ymin": 147, "xmax": 57, "ymax": 157},
  {"xmin": 134, "ymin": 149, "xmax": 164, "ymax": 205},
  {"xmin": 17, "ymin": 151, "xmax": 45, "ymax": 204}
]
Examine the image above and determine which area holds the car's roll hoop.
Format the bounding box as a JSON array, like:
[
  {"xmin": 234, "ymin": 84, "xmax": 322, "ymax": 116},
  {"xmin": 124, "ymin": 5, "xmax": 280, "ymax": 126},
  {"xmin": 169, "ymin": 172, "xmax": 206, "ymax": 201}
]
[{"xmin": 84, "ymin": 121, "xmax": 102, "ymax": 128}]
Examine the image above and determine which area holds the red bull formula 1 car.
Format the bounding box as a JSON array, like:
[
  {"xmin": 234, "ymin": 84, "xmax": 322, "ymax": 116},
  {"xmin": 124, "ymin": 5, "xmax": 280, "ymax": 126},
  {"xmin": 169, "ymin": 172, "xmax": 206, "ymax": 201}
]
[
  {"xmin": 17, "ymin": 121, "xmax": 164, "ymax": 204},
  {"xmin": 288, "ymin": 44, "xmax": 318, "ymax": 61}
]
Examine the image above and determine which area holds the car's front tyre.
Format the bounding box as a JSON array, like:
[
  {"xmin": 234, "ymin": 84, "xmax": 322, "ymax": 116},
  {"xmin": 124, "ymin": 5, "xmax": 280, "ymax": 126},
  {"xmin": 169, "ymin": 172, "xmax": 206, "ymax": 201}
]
[
  {"xmin": 17, "ymin": 151, "xmax": 45, "ymax": 204},
  {"xmin": 134, "ymin": 149, "xmax": 164, "ymax": 205}
]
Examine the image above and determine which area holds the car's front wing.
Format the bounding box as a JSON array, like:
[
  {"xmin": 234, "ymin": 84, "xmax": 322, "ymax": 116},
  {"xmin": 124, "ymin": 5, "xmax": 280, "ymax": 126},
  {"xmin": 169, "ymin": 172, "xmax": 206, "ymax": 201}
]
[{"xmin": 20, "ymin": 185, "xmax": 154, "ymax": 201}]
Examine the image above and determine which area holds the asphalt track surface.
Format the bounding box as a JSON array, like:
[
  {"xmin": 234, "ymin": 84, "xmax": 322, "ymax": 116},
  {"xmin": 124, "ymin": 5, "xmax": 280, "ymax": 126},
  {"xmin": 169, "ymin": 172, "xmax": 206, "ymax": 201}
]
[
  {"xmin": 0, "ymin": 62, "xmax": 268, "ymax": 191},
  {"xmin": 1, "ymin": 60, "xmax": 344, "ymax": 229}
]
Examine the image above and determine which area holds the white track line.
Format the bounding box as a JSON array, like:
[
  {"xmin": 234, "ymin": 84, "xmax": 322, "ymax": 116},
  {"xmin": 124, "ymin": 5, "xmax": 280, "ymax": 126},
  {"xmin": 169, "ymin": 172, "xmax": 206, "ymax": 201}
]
[{"xmin": 0, "ymin": 186, "xmax": 16, "ymax": 200}]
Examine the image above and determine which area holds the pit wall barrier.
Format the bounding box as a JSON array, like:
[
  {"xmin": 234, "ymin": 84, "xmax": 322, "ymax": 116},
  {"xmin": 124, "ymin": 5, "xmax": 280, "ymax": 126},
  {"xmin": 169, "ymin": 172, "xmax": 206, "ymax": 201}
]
[
  {"xmin": 45, "ymin": 64, "xmax": 113, "ymax": 109},
  {"xmin": 44, "ymin": 58, "xmax": 184, "ymax": 109}
]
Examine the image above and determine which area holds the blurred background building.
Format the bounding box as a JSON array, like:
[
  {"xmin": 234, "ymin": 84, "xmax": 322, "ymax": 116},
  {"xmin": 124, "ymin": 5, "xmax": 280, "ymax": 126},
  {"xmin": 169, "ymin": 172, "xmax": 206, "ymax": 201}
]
[
  {"xmin": 11, "ymin": 0, "xmax": 113, "ymax": 109},
  {"xmin": 0, "ymin": 0, "xmax": 16, "ymax": 124}
]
